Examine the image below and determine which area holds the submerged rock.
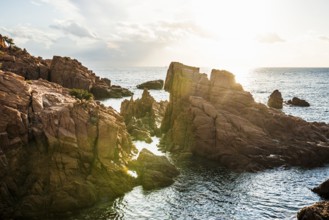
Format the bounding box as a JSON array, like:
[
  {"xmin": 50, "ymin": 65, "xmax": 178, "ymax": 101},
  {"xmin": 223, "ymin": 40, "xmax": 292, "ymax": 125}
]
[
  {"xmin": 297, "ymin": 201, "xmax": 329, "ymax": 220},
  {"xmin": 0, "ymin": 70, "xmax": 136, "ymax": 219},
  {"xmin": 268, "ymin": 89, "xmax": 283, "ymax": 109},
  {"xmin": 129, "ymin": 149, "xmax": 179, "ymax": 190},
  {"xmin": 287, "ymin": 97, "xmax": 310, "ymax": 107},
  {"xmin": 137, "ymin": 79, "xmax": 164, "ymax": 90},
  {"xmin": 161, "ymin": 62, "xmax": 329, "ymax": 171},
  {"xmin": 121, "ymin": 88, "xmax": 168, "ymax": 142}
]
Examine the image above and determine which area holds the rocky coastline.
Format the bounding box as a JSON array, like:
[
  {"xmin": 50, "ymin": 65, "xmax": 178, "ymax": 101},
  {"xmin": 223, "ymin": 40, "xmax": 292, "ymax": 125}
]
[
  {"xmin": 161, "ymin": 62, "xmax": 329, "ymax": 171},
  {"xmin": 1, "ymin": 37, "xmax": 329, "ymax": 219}
]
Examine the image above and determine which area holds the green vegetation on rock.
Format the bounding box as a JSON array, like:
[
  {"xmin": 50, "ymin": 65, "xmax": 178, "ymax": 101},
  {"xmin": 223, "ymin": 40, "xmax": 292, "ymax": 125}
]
[{"xmin": 69, "ymin": 88, "xmax": 93, "ymax": 100}]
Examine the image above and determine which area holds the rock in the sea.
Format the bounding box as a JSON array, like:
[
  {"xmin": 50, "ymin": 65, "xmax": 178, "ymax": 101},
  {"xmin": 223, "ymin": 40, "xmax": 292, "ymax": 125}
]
[
  {"xmin": 287, "ymin": 97, "xmax": 310, "ymax": 107},
  {"xmin": 268, "ymin": 89, "xmax": 283, "ymax": 109},
  {"xmin": 129, "ymin": 149, "xmax": 179, "ymax": 190},
  {"xmin": 137, "ymin": 79, "xmax": 164, "ymax": 90},
  {"xmin": 297, "ymin": 201, "xmax": 329, "ymax": 220},
  {"xmin": 161, "ymin": 62, "xmax": 329, "ymax": 171},
  {"xmin": 121, "ymin": 88, "xmax": 168, "ymax": 142},
  {"xmin": 312, "ymin": 179, "xmax": 329, "ymax": 199},
  {"xmin": 0, "ymin": 70, "xmax": 136, "ymax": 219}
]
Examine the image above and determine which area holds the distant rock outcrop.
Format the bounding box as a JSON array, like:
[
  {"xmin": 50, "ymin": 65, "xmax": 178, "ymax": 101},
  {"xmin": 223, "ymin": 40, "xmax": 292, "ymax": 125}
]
[
  {"xmin": 287, "ymin": 97, "xmax": 310, "ymax": 107},
  {"xmin": 137, "ymin": 79, "xmax": 164, "ymax": 90},
  {"xmin": 161, "ymin": 62, "xmax": 329, "ymax": 171},
  {"xmin": 268, "ymin": 89, "xmax": 283, "ymax": 109},
  {"xmin": 0, "ymin": 46, "xmax": 132, "ymax": 99},
  {"xmin": 297, "ymin": 201, "xmax": 329, "ymax": 220},
  {"xmin": 121, "ymin": 88, "xmax": 168, "ymax": 142},
  {"xmin": 0, "ymin": 70, "xmax": 136, "ymax": 219},
  {"xmin": 49, "ymin": 56, "xmax": 132, "ymax": 99},
  {"xmin": 129, "ymin": 149, "xmax": 179, "ymax": 190}
]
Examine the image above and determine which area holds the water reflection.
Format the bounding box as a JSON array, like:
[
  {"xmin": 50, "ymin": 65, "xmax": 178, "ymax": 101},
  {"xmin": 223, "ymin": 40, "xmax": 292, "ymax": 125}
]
[{"xmin": 68, "ymin": 154, "xmax": 329, "ymax": 220}]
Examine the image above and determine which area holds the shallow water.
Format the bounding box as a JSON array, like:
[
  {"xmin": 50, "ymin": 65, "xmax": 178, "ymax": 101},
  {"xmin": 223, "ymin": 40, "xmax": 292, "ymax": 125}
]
[{"xmin": 73, "ymin": 67, "xmax": 329, "ymax": 220}]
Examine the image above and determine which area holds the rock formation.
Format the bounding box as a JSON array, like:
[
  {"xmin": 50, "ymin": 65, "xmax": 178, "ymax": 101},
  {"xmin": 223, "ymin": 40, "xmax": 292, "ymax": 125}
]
[
  {"xmin": 287, "ymin": 97, "xmax": 310, "ymax": 107},
  {"xmin": 137, "ymin": 79, "xmax": 164, "ymax": 90},
  {"xmin": 0, "ymin": 45, "xmax": 132, "ymax": 99},
  {"xmin": 0, "ymin": 70, "xmax": 136, "ymax": 218},
  {"xmin": 161, "ymin": 62, "xmax": 329, "ymax": 171},
  {"xmin": 297, "ymin": 201, "xmax": 329, "ymax": 220},
  {"xmin": 129, "ymin": 149, "xmax": 179, "ymax": 190},
  {"xmin": 312, "ymin": 179, "xmax": 329, "ymax": 199},
  {"xmin": 121, "ymin": 88, "xmax": 168, "ymax": 142},
  {"xmin": 268, "ymin": 89, "xmax": 283, "ymax": 109}
]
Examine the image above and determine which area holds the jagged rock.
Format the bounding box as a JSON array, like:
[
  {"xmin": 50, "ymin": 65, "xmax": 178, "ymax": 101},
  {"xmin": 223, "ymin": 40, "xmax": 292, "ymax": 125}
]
[
  {"xmin": 0, "ymin": 46, "xmax": 132, "ymax": 99},
  {"xmin": 287, "ymin": 97, "xmax": 310, "ymax": 107},
  {"xmin": 268, "ymin": 89, "xmax": 283, "ymax": 109},
  {"xmin": 312, "ymin": 179, "xmax": 329, "ymax": 199},
  {"xmin": 0, "ymin": 70, "xmax": 136, "ymax": 219},
  {"xmin": 121, "ymin": 88, "xmax": 168, "ymax": 142},
  {"xmin": 161, "ymin": 62, "xmax": 329, "ymax": 171},
  {"xmin": 129, "ymin": 149, "xmax": 179, "ymax": 190},
  {"xmin": 0, "ymin": 45, "xmax": 50, "ymax": 80},
  {"xmin": 137, "ymin": 79, "xmax": 164, "ymax": 90},
  {"xmin": 297, "ymin": 201, "xmax": 329, "ymax": 220}
]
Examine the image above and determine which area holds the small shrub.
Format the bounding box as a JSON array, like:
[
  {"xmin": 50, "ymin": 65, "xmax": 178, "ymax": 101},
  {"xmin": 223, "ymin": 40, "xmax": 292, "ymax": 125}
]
[{"xmin": 69, "ymin": 88, "xmax": 93, "ymax": 100}]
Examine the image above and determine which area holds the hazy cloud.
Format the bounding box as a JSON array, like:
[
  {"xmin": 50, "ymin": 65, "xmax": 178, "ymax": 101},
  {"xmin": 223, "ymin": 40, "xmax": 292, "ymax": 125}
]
[
  {"xmin": 0, "ymin": 26, "xmax": 57, "ymax": 48},
  {"xmin": 319, "ymin": 35, "xmax": 329, "ymax": 42},
  {"xmin": 257, "ymin": 33, "xmax": 285, "ymax": 44},
  {"xmin": 50, "ymin": 20, "xmax": 97, "ymax": 39}
]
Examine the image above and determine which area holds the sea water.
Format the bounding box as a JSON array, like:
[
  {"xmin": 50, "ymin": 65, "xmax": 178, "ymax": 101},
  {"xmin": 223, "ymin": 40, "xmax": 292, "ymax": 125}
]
[{"xmin": 69, "ymin": 67, "xmax": 329, "ymax": 220}]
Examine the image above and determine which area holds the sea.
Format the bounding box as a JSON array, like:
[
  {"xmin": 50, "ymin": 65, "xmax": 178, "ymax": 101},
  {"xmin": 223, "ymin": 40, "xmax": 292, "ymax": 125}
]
[{"xmin": 69, "ymin": 67, "xmax": 329, "ymax": 220}]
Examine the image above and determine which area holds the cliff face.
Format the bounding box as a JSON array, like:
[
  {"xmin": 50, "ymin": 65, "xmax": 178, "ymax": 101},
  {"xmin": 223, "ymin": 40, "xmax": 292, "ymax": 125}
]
[
  {"xmin": 0, "ymin": 47, "xmax": 132, "ymax": 99},
  {"xmin": 161, "ymin": 62, "xmax": 329, "ymax": 171},
  {"xmin": 0, "ymin": 71, "xmax": 135, "ymax": 218}
]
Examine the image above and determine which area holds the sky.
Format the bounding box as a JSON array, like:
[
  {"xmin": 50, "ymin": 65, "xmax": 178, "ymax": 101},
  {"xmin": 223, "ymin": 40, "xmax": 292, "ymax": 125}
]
[{"xmin": 1, "ymin": 0, "xmax": 329, "ymax": 70}]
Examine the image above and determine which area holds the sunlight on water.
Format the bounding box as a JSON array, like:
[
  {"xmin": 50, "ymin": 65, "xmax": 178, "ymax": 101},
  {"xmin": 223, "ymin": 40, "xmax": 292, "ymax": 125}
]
[{"xmin": 80, "ymin": 67, "xmax": 329, "ymax": 220}]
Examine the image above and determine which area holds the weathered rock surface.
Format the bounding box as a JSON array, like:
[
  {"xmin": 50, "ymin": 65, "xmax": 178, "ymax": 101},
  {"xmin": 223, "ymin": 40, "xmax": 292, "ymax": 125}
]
[
  {"xmin": 312, "ymin": 179, "xmax": 329, "ymax": 199},
  {"xmin": 121, "ymin": 88, "xmax": 168, "ymax": 142},
  {"xmin": 0, "ymin": 46, "xmax": 132, "ymax": 99},
  {"xmin": 137, "ymin": 79, "xmax": 164, "ymax": 90},
  {"xmin": 268, "ymin": 89, "xmax": 283, "ymax": 109},
  {"xmin": 287, "ymin": 97, "xmax": 310, "ymax": 107},
  {"xmin": 129, "ymin": 149, "xmax": 179, "ymax": 190},
  {"xmin": 50, "ymin": 56, "xmax": 132, "ymax": 99},
  {"xmin": 0, "ymin": 70, "xmax": 136, "ymax": 219},
  {"xmin": 297, "ymin": 201, "xmax": 329, "ymax": 220},
  {"xmin": 161, "ymin": 62, "xmax": 329, "ymax": 171}
]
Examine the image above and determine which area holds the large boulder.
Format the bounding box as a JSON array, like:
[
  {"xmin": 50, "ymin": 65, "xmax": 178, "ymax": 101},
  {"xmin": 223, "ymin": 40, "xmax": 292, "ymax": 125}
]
[
  {"xmin": 297, "ymin": 202, "xmax": 329, "ymax": 220},
  {"xmin": 121, "ymin": 88, "xmax": 168, "ymax": 142},
  {"xmin": 268, "ymin": 89, "xmax": 283, "ymax": 109},
  {"xmin": 0, "ymin": 70, "xmax": 136, "ymax": 219},
  {"xmin": 287, "ymin": 97, "xmax": 310, "ymax": 107},
  {"xmin": 137, "ymin": 79, "xmax": 164, "ymax": 90},
  {"xmin": 161, "ymin": 62, "xmax": 329, "ymax": 171},
  {"xmin": 129, "ymin": 149, "xmax": 179, "ymax": 190}
]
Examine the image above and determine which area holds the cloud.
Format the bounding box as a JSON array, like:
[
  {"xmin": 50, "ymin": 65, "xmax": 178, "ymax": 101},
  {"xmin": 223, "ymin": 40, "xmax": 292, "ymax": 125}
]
[
  {"xmin": 256, "ymin": 33, "xmax": 285, "ymax": 44},
  {"xmin": 34, "ymin": 0, "xmax": 82, "ymax": 20},
  {"xmin": 0, "ymin": 26, "xmax": 57, "ymax": 48},
  {"xmin": 319, "ymin": 36, "xmax": 329, "ymax": 42},
  {"xmin": 50, "ymin": 20, "xmax": 97, "ymax": 39}
]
